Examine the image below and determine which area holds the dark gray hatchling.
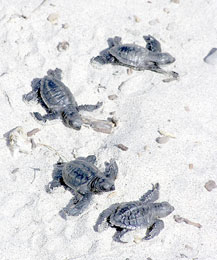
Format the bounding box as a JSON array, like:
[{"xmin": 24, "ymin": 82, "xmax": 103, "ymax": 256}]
[
  {"xmin": 94, "ymin": 183, "xmax": 174, "ymax": 243},
  {"xmin": 92, "ymin": 35, "xmax": 178, "ymax": 80},
  {"xmin": 46, "ymin": 155, "xmax": 118, "ymax": 218},
  {"xmin": 23, "ymin": 68, "xmax": 102, "ymax": 130}
]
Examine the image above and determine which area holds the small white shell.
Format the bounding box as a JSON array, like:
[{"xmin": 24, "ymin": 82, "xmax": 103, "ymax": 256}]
[
  {"xmin": 156, "ymin": 136, "xmax": 170, "ymax": 144},
  {"xmin": 47, "ymin": 13, "xmax": 59, "ymax": 24}
]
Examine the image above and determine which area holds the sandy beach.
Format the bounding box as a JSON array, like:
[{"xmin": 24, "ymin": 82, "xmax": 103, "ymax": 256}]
[{"xmin": 0, "ymin": 0, "xmax": 217, "ymax": 259}]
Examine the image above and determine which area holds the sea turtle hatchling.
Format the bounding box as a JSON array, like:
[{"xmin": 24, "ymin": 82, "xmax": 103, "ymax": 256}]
[
  {"xmin": 94, "ymin": 183, "xmax": 174, "ymax": 243},
  {"xmin": 23, "ymin": 68, "xmax": 102, "ymax": 130},
  {"xmin": 92, "ymin": 35, "xmax": 178, "ymax": 81},
  {"xmin": 46, "ymin": 155, "xmax": 118, "ymax": 218}
]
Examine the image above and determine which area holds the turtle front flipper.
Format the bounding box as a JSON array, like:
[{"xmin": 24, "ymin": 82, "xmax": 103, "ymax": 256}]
[
  {"xmin": 32, "ymin": 111, "xmax": 59, "ymax": 124},
  {"xmin": 143, "ymin": 35, "xmax": 162, "ymax": 52},
  {"xmin": 139, "ymin": 183, "xmax": 159, "ymax": 204},
  {"xmin": 23, "ymin": 78, "xmax": 41, "ymax": 104},
  {"xmin": 144, "ymin": 219, "xmax": 164, "ymax": 240},
  {"xmin": 60, "ymin": 192, "xmax": 92, "ymax": 218},
  {"xmin": 77, "ymin": 101, "xmax": 103, "ymax": 112},
  {"xmin": 46, "ymin": 162, "xmax": 65, "ymax": 192},
  {"xmin": 23, "ymin": 91, "xmax": 39, "ymax": 104}
]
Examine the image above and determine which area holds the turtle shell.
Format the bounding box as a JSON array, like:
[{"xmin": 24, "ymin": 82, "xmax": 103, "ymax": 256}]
[
  {"xmin": 40, "ymin": 76, "xmax": 77, "ymax": 110},
  {"xmin": 110, "ymin": 202, "xmax": 153, "ymax": 230},
  {"xmin": 62, "ymin": 159, "xmax": 100, "ymax": 191},
  {"xmin": 109, "ymin": 44, "xmax": 149, "ymax": 68}
]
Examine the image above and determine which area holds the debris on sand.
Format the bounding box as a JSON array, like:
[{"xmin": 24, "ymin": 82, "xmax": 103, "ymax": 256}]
[
  {"xmin": 47, "ymin": 13, "xmax": 59, "ymax": 24},
  {"xmin": 108, "ymin": 94, "xmax": 118, "ymax": 100},
  {"xmin": 57, "ymin": 41, "xmax": 70, "ymax": 52},
  {"xmin": 204, "ymin": 180, "xmax": 217, "ymax": 192},
  {"xmin": 133, "ymin": 15, "xmax": 141, "ymax": 23},
  {"xmin": 27, "ymin": 128, "xmax": 40, "ymax": 137},
  {"xmin": 107, "ymin": 116, "xmax": 118, "ymax": 127},
  {"xmin": 174, "ymin": 215, "xmax": 202, "ymax": 228},
  {"xmin": 82, "ymin": 116, "xmax": 114, "ymax": 134},
  {"xmin": 158, "ymin": 129, "xmax": 176, "ymax": 139},
  {"xmin": 62, "ymin": 23, "xmax": 69, "ymax": 29},
  {"xmin": 4, "ymin": 126, "xmax": 38, "ymax": 157},
  {"xmin": 188, "ymin": 164, "xmax": 193, "ymax": 170},
  {"xmin": 116, "ymin": 143, "xmax": 129, "ymax": 151},
  {"xmin": 156, "ymin": 136, "xmax": 170, "ymax": 144},
  {"xmin": 171, "ymin": 0, "xmax": 180, "ymax": 3}
]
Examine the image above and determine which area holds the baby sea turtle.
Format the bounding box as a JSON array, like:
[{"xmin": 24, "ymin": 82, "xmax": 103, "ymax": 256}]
[
  {"xmin": 46, "ymin": 155, "xmax": 118, "ymax": 218},
  {"xmin": 94, "ymin": 183, "xmax": 174, "ymax": 243},
  {"xmin": 92, "ymin": 35, "xmax": 178, "ymax": 80},
  {"xmin": 23, "ymin": 68, "xmax": 102, "ymax": 130}
]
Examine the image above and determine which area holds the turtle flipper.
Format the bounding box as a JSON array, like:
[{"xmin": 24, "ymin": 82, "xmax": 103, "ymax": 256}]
[
  {"xmin": 94, "ymin": 203, "xmax": 119, "ymax": 232},
  {"xmin": 59, "ymin": 193, "xmax": 92, "ymax": 218},
  {"xmin": 85, "ymin": 155, "xmax": 97, "ymax": 164},
  {"xmin": 46, "ymin": 162, "xmax": 65, "ymax": 192},
  {"xmin": 32, "ymin": 111, "xmax": 59, "ymax": 123},
  {"xmin": 107, "ymin": 36, "xmax": 122, "ymax": 48},
  {"xmin": 23, "ymin": 91, "xmax": 39, "ymax": 104},
  {"xmin": 143, "ymin": 35, "xmax": 162, "ymax": 52},
  {"xmin": 113, "ymin": 228, "xmax": 129, "ymax": 243},
  {"xmin": 77, "ymin": 101, "xmax": 102, "ymax": 112},
  {"xmin": 91, "ymin": 36, "xmax": 122, "ymax": 65},
  {"xmin": 145, "ymin": 62, "xmax": 179, "ymax": 81},
  {"xmin": 144, "ymin": 219, "xmax": 164, "ymax": 240},
  {"xmin": 139, "ymin": 183, "xmax": 159, "ymax": 204},
  {"xmin": 23, "ymin": 78, "xmax": 41, "ymax": 104}
]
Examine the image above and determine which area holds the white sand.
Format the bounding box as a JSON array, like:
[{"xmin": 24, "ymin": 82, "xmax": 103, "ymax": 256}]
[{"xmin": 1, "ymin": 0, "xmax": 217, "ymax": 259}]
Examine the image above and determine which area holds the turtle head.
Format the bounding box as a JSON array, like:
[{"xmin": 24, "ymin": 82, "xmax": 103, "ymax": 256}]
[
  {"xmin": 154, "ymin": 202, "xmax": 174, "ymax": 218},
  {"xmin": 62, "ymin": 106, "xmax": 83, "ymax": 130},
  {"xmin": 155, "ymin": 52, "xmax": 176, "ymax": 65},
  {"xmin": 91, "ymin": 177, "xmax": 115, "ymax": 193}
]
